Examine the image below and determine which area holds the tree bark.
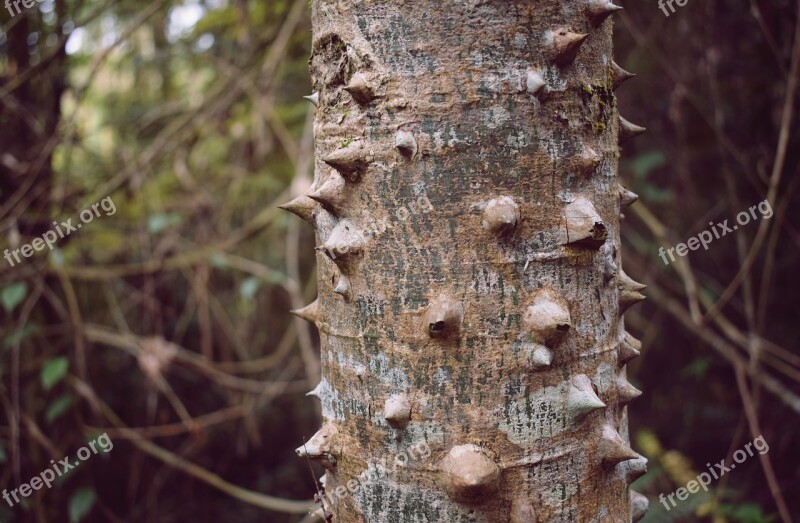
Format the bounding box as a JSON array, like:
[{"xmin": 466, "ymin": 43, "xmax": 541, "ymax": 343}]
[{"xmin": 285, "ymin": 1, "xmax": 648, "ymax": 521}]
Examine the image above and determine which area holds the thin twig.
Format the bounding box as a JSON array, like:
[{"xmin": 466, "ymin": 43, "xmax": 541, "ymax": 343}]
[
  {"xmin": 733, "ymin": 367, "xmax": 792, "ymax": 523},
  {"xmin": 70, "ymin": 377, "xmax": 314, "ymax": 515},
  {"xmin": 701, "ymin": 3, "xmax": 800, "ymax": 324}
]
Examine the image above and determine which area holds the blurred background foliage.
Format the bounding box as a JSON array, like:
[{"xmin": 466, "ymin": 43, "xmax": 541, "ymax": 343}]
[{"xmin": 0, "ymin": 0, "xmax": 798, "ymax": 522}]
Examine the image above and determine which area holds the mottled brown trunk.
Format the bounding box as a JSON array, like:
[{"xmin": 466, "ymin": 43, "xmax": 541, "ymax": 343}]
[{"xmin": 284, "ymin": 1, "xmax": 648, "ymax": 521}]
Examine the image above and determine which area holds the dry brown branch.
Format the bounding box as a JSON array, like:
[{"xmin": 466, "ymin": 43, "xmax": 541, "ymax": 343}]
[{"xmin": 70, "ymin": 377, "xmax": 315, "ymax": 515}]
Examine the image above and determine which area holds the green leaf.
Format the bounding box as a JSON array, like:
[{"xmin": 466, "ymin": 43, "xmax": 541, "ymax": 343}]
[
  {"xmin": 50, "ymin": 248, "xmax": 65, "ymax": 267},
  {"xmin": 263, "ymin": 269, "xmax": 287, "ymax": 285},
  {"xmin": 239, "ymin": 277, "xmax": 262, "ymax": 299},
  {"xmin": 46, "ymin": 394, "xmax": 75, "ymax": 423},
  {"xmin": 146, "ymin": 212, "xmax": 182, "ymax": 234},
  {"xmin": 1, "ymin": 282, "xmax": 27, "ymax": 313},
  {"xmin": 3, "ymin": 323, "xmax": 40, "ymax": 351},
  {"xmin": 209, "ymin": 253, "xmax": 228, "ymax": 268},
  {"xmin": 641, "ymin": 184, "xmax": 675, "ymax": 204},
  {"xmin": 68, "ymin": 488, "xmax": 97, "ymax": 523},
  {"xmin": 681, "ymin": 356, "xmax": 712, "ymax": 378},
  {"xmin": 630, "ymin": 150, "xmax": 666, "ymax": 179},
  {"xmin": 719, "ymin": 502, "xmax": 777, "ymax": 523},
  {"xmin": 192, "ymin": 6, "xmax": 239, "ymax": 35},
  {"xmin": 41, "ymin": 357, "xmax": 69, "ymax": 391}
]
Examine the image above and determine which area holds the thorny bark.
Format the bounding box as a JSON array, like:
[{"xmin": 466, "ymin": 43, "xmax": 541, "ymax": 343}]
[{"xmin": 283, "ymin": 1, "xmax": 648, "ymax": 521}]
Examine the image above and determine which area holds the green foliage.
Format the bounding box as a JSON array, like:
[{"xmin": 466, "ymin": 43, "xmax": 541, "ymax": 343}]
[
  {"xmin": 718, "ymin": 503, "xmax": 777, "ymax": 523},
  {"xmin": 147, "ymin": 212, "xmax": 184, "ymax": 234},
  {"xmin": 239, "ymin": 277, "xmax": 262, "ymax": 300},
  {"xmin": 1, "ymin": 0, "xmax": 794, "ymax": 521},
  {"xmin": 1, "ymin": 282, "xmax": 27, "ymax": 313},
  {"xmin": 630, "ymin": 150, "xmax": 666, "ymax": 178},
  {"xmin": 41, "ymin": 357, "xmax": 69, "ymax": 391},
  {"xmin": 630, "ymin": 150, "xmax": 673, "ymax": 203},
  {"xmin": 46, "ymin": 394, "xmax": 75, "ymax": 423},
  {"xmin": 2, "ymin": 323, "xmax": 40, "ymax": 350},
  {"xmin": 642, "ymin": 491, "xmax": 710, "ymax": 523},
  {"xmin": 68, "ymin": 488, "xmax": 97, "ymax": 523},
  {"xmin": 680, "ymin": 356, "xmax": 712, "ymax": 379},
  {"xmin": 2, "ymin": 1, "xmax": 318, "ymax": 520}
]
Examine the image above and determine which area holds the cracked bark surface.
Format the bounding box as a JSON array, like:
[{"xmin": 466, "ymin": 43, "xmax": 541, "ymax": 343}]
[{"xmin": 285, "ymin": 1, "xmax": 648, "ymax": 521}]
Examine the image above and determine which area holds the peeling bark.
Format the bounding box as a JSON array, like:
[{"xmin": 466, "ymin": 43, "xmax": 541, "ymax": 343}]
[{"xmin": 284, "ymin": 1, "xmax": 649, "ymax": 520}]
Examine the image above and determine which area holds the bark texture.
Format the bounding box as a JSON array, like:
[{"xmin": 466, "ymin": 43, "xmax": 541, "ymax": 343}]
[{"xmin": 286, "ymin": 1, "xmax": 648, "ymax": 521}]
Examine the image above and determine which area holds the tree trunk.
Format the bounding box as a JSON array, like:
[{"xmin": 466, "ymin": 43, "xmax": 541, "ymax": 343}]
[{"xmin": 284, "ymin": 1, "xmax": 648, "ymax": 521}]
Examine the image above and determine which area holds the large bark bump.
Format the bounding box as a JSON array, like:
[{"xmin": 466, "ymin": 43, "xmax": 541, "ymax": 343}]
[{"xmin": 438, "ymin": 444, "xmax": 501, "ymax": 504}]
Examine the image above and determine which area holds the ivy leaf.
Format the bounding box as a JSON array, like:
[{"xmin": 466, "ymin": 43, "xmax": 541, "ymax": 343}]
[
  {"xmin": 41, "ymin": 357, "xmax": 69, "ymax": 391},
  {"xmin": 1, "ymin": 282, "xmax": 27, "ymax": 313},
  {"xmin": 68, "ymin": 488, "xmax": 97, "ymax": 523}
]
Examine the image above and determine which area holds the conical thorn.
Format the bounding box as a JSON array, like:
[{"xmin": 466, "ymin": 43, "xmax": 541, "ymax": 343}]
[
  {"xmin": 291, "ymin": 299, "xmax": 319, "ymax": 324},
  {"xmin": 616, "ymin": 375, "xmax": 642, "ymax": 406},
  {"xmin": 395, "ymin": 130, "xmax": 418, "ymax": 159},
  {"xmin": 306, "ymin": 382, "xmax": 323, "ymax": 399},
  {"xmin": 333, "ymin": 273, "xmax": 352, "ymax": 302},
  {"xmin": 624, "ymin": 331, "xmax": 643, "ymax": 351},
  {"xmin": 522, "ymin": 343, "xmax": 553, "ymax": 371},
  {"xmin": 599, "ymin": 424, "xmax": 639, "ymax": 466},
  {"xmin": 438, "ymin": 444, "xmax": 500, "ymax": 503},
  {"xmin": 526, "ymin": 69, "xmax": 547, "ymax": 96},
  {"xmin": 567, "ymin": 374, "xmax": 606, "ymax": 421},
  {"xmin": 631, "ymin": 490, "xmax": 649, "ymax": 522},
  {"xmin": 344, "ymin": 72, "xmax": 376, "ymax": 105},
  {"xmin": 323, "ymin": 141, "xmax": 369, "ymax": 182},
  {"xmin": 619, "ymin": 270, "xmax": 647, "ymax": 314},
  {"xmin": 619, "ymin": 331, "xmax": 642, "ymax": 366},
  {"xmin": 618, "ymin": 184, "xmax": 639, "ymax": 210},
  {"xmin": 619, "ymin": 116, "xmax": 646, "ymax": 144},
  {"xmin": 523, "ymin": 290, "xmax": 572, "ymax": 348},
  {"xmin": 424, "ymin": 294, "xmax": 465, "ymax": 339},
  {"xmin": 383, "ymin": 394, "xmax": 412, "ymax": 429},
  {"xmin": 318, "ymin": 219, "xmax": 366, "ymax": 274},
  {"xmin": 563, "ymin": 196, "xmax": 607, "ymax": 248},
  {"xmin": 278, "ymin": 195, "xmax": 318, "ymax": 225},
  {"xmin": 308, "ymin": 171, "xmax": 347, "ymax": 215},
  {"xmin": 295, "ymin": 424, "xmax": 338, "ymax": 468},
  {"xmin": 587, "ymin": 0, "xmax": 623, "ymax": 27},
  {"xmin": 611, "ymin": 61, "xmax": 635, "ymax": 90},
  {"xmin": 481, "ymin": 196, "xmax": 520, "ymax": 234},
  {"xmin": 303, "ymin": 92, "xmax": 319, "ymax": 107},
  {"xmin": 619, "ymin": 269, "xmax": 647, "ymax": 292},
  {"xmin": 576, "ymin": 145, "xmax": 602, "ymax": 176},
  {"xmin": 626, "ymin": 455, "xmax": 649, "ymax": 483},
  {"xmin": 548, "ymin": 29, "xmax": 589, "ymax": 66}
]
